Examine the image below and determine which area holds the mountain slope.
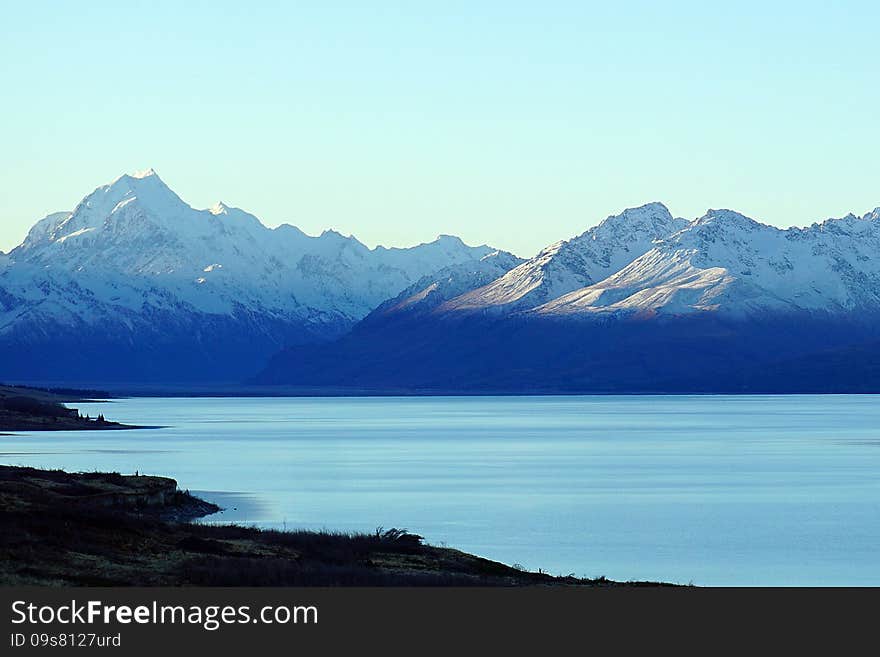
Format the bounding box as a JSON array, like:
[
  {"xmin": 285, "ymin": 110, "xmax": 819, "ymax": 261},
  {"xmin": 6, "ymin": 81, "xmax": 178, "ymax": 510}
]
[
  {"xmin": 0, "ymin": 170, "xmax": 503, "ymax": 385},
  {"xmin": 536, "ymin": 207, "xmax": 880, "ymax": 318},
  {"xmin": 9, "ymin": 172, "xmax": 880, "ymax": 392},
  {"xmin": 439, "ymin": 203, "xmax": 689, "ymax": 314},
  {"xmin": 256, "ymin": 204, "xmax": 880, "ymax": 393},
  {"xmin": 364, "ymin": 250, "xmax": 524, "ymax": 322}
]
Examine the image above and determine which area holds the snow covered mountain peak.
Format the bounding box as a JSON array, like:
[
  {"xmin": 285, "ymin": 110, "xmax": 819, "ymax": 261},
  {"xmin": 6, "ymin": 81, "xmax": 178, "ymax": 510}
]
[
  {"xmin": 586, "ymin": 202, "xmax": 687, "ymax": 251},
  {"xmin": 320, "ymin": 228, "xmax": 352, "ymax": 240},
  {"xmin": 868, "ymin": 207, "xmax": 880, "ymax": 221},
  {"xmin": 593, "ymin": 201, "xmax": 674, "ymax": 233},
  {"xmin": 210, "ymin": 201, "xmax": 231, "ymax": 215},
  {"xmin": 438, "ymin": 202, "xmax": 688, "ymax": 314},
  {"xmin": 131, "ymin": 167, "xmax": 158, "ymax": 179},
  {"xmin": 692, "ymin": 208, "xmax": 764, "ymax": 231},
  {"xmin": 104, "ymin": 168, "xmax": 179, "ymax": 205},
  {"xmin": 434, "ymin": 234, "xmax": 466, "ymax": 245},
  {"xmin": 2, "ymin": 171, "xmax": 502, "ymax": 350},
  {"xmin": 15, "ymin": 170, "xmax": 195, "ymax": 257},
  {"xmin": 668, "ymin": 209, "xmax": 775, "ymax": 256},
  {"xmin": 536, "ymin": 204, "xmax": 880, "ymax": 319}
]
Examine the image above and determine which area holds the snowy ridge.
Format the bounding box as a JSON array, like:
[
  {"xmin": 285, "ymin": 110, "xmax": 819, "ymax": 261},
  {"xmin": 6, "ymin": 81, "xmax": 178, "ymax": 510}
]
[
  {"xmin": 0, "ymin": 170, "xmax": 511, "ymax": 383},
  {"xmin": 368, "ymin": 249, "xmax": 525, "ymax": 319},
  {"xmin": 255, "ymin": 201, "xmax": 880, "ymax": 394},
  {"xmin": 535, "ymin": 207, "xmax": 880, "ymax": 317},
  {"xmin": 2, "ymin": 169, "xmax": 499, "ymax": 332},
  {"xmin": 440, "ymin": 202, "xmax": 689, "ymax": 314}
]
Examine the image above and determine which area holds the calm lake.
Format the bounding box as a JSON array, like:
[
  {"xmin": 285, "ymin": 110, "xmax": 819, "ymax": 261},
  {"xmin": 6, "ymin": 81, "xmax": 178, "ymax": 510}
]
[{"xmin": 2, "ymin": 395, "xmax": 879, "ymax": 586}]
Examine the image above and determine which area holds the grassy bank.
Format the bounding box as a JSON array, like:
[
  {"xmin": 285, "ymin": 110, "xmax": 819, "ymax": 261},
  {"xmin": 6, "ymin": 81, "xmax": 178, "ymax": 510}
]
[{"xmin": 0, "ymin": 465, "xmax": 674, "ymax": 587}]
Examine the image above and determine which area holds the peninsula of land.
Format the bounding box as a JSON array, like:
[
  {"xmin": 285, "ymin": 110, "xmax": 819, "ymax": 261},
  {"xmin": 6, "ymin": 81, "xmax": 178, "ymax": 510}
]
[
  {"xmin": 0, "ymin": 385, "xmax": 135, "ymax": 431},
  {"xmin": 0, "ymin": 465, "xmax": 673, "ymax": 587}
]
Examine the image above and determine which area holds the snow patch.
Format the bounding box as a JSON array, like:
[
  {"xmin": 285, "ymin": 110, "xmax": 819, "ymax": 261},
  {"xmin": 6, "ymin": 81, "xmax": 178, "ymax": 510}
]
[
  {"xmin": 110, "ymin": 197, "xmax": 137, "ymax": 214},
  {"xmin": 55, "ymin": 227, "xmax": 96, "ymax": 244}
]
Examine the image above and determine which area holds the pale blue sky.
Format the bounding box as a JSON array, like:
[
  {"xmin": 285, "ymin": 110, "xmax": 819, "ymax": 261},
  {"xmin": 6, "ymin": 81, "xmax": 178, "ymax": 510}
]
[{"xmin": 1, "ymin": 1, "xmax": 878, "ymax": 257}]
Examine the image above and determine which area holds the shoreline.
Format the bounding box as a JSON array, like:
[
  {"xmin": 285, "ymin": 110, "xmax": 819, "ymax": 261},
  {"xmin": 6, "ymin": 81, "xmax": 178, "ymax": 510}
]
[
  {"xmin": 8, "ymin": 382, "xmax": 880, "ymax": 399},
  {"xmin": 0, "ymin": 465, "xmax": 676, "ymax": 587},
  {"xmin": 0, "ymin": 423, "xmax": 155, "ymax": 432},
  {"xmin": 0, "ymin": 384, "xmax": 140, "ymax": 432}
]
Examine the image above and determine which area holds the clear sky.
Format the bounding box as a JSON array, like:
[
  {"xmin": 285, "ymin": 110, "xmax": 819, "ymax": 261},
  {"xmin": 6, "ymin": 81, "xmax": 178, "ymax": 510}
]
[{"xmin": 1, "ymin": 1, "xmax": 879, "ymax": 257}]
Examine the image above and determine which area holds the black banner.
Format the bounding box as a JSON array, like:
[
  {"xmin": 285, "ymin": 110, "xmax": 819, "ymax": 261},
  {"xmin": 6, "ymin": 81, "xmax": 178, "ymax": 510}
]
[{"xmin": 0, "ymin": 587, "xmax": 875, "ymax": 655}]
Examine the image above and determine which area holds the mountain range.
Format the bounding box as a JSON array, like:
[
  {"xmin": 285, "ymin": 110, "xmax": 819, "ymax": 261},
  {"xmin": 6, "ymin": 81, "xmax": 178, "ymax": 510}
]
[
  {"xmin": 4, "ymin": 170, "xmax": 880, "ymax": 392},
  {"xmin": 258, "ymin": 203, "xmax": 880, "ymax": 393},
  {"xmin": 0, "ymin": 170, "xmax": 513, "ymax": 384}
]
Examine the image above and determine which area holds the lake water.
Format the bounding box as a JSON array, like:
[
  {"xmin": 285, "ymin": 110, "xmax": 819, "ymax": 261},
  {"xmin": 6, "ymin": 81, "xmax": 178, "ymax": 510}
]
[{"xmin": 2, "ymin": 395, "xmax": 879, "ymax": 586}]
